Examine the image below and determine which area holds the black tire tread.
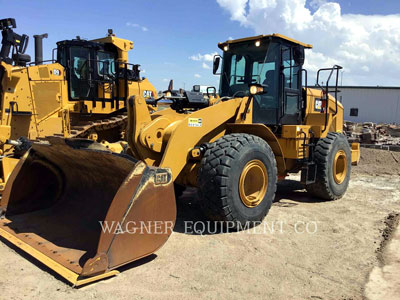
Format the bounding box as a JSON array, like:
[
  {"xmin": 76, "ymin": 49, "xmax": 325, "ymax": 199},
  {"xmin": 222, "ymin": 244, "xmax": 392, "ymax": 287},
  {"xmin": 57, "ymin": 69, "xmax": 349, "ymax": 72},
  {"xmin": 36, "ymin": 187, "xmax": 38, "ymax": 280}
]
[
  {"xmin": 197, "ymin": 133, "xmax": 277, "ymax": 223},
  {"xmin": 306, "ymin": 132, "xmax": 350, "ymax": 200}
]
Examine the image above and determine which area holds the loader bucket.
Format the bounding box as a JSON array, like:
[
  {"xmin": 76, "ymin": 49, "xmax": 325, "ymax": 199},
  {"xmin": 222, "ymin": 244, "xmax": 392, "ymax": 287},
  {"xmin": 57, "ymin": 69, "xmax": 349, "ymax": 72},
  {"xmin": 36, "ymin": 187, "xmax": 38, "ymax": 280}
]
[{"xmin": 0, "ymin": 138, "xmax": 176, "ymax": 286}]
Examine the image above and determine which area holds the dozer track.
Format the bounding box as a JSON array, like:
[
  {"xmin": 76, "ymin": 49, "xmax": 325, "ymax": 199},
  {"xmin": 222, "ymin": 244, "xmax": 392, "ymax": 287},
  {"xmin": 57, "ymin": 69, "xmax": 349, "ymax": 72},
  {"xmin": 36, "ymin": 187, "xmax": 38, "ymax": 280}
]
[
  {"xmin": 49, "ymin": 113, "xmax": 128, "ymax": 140},
  {"xmin": 69, "ymin": 113, "xmax": 128, "ymax": 139}
]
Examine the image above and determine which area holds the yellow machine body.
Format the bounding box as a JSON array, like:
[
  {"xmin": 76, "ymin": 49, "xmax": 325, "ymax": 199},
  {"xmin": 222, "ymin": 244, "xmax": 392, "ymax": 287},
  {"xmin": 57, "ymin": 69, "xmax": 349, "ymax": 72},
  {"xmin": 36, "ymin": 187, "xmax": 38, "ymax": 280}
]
[
  {"xmin": 127, "ymin": 87, "xmax": 358, "ymax": 187},
  {"xmin": 0, "ymin": 34, "xmax": 157, "ymax": 191},
  {"xmin": 125, "ymin": 34, "xmax": 359, "ymax": 184}
]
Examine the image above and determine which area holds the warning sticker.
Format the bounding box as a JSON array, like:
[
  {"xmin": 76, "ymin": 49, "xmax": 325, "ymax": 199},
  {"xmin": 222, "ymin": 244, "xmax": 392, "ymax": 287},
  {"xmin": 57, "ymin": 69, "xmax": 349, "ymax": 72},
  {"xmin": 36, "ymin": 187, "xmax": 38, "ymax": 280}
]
[
  {"xmin": 314, "ymin": 98, "xmax": 323, "ymax": 112},
  {"xmin": 188, "ymin": 118, "xmax": 203, "ymax": 127}
]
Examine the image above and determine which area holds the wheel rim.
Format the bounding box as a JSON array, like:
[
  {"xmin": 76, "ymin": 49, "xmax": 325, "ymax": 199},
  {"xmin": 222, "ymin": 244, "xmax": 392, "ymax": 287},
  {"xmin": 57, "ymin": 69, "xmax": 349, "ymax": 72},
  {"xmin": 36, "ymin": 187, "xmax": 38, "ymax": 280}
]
[
  {"xmin": 333, "ymin": 150, "xmax": 347, "ymax": 184},
  {"xmin": 239, "ymin": 159, "xmax": 268, "ymax": 208}
]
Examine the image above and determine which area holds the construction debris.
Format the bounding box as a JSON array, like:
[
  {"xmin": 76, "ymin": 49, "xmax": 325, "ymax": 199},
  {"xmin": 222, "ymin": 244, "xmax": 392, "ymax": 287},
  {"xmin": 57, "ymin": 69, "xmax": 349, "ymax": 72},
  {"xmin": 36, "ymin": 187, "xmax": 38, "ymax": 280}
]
[{"xmin": 344, "ymin": 121, "xmax": 400, "ymax": 146}]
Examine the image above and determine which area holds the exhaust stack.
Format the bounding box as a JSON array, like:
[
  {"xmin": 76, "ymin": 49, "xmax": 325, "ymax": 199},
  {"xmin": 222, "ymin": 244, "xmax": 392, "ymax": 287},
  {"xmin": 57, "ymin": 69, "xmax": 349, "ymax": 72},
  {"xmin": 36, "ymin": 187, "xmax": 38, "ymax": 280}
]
[{"xmin": 33, "ymin": 33, "xmax": 48, "ymax": 65}]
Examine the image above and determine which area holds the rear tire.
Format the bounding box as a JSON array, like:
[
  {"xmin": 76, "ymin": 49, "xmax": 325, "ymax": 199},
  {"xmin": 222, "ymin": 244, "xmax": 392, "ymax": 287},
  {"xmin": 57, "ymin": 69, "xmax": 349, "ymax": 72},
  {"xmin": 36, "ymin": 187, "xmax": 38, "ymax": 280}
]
[
  {"xmin": 306, "ymin": 132, "xmax": 351, "ymax": 200},
  {"xmin": 197, "ymin": 134, "xmax": 277, "ymax": 228}
]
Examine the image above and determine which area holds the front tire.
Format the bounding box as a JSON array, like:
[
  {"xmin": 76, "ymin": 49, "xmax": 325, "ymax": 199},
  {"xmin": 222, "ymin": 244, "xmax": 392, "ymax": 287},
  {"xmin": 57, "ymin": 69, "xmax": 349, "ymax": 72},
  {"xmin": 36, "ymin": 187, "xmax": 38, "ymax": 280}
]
[
  {"xmin": 306, "ymin": 132, "xmax": 351, "ymax": 200},
  {"xmin": 174, "ymin": 183, "xmax": 185, "ymax": 199},
  {"xmin": 197, "ymin": 134, "xmax": 277, "ymax": 228}
]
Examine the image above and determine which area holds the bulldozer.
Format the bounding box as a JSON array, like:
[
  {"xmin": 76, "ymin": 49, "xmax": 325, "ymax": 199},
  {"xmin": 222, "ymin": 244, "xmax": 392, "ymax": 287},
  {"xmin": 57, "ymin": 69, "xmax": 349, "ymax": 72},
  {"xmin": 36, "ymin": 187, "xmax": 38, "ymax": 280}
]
[
  {"xmin": 0, "ymin": 34, "xmax": 360, "ymax": 286},
  {"xmin": 0, "ymin": 18, "xmax": 157, "ymax": 192}
]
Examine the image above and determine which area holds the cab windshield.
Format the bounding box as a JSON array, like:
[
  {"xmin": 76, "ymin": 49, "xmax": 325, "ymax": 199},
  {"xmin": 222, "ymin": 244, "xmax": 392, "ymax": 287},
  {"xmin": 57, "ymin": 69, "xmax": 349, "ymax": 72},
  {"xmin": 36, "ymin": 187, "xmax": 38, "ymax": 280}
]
[{"xmin": 219, "ymin": 41, "xmax": 280, "ymax": 99}]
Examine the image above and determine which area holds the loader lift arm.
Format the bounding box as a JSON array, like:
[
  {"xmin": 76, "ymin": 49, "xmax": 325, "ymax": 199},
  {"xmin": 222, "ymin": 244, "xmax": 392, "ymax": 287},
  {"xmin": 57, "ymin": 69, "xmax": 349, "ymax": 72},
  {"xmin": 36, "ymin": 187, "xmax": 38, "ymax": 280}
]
[{"xmin": 127, "ymin": 94, "xmax": 250, "ymax": 181}]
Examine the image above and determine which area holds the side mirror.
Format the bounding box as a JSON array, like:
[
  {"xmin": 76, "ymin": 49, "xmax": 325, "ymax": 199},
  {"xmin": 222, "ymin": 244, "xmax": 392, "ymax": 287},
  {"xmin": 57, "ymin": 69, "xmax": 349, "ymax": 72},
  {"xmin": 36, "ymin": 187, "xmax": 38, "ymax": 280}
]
[
  {"xmin": 213, "ymin": 55, "xmax": 221, "ymax": 75},
  {"xmin": 206, "ymin": 86, "xmax": 217, "ymax": 98},
  {"xmin": 293, "ymin": 47, "xmax": 305, "ymax": 65}
]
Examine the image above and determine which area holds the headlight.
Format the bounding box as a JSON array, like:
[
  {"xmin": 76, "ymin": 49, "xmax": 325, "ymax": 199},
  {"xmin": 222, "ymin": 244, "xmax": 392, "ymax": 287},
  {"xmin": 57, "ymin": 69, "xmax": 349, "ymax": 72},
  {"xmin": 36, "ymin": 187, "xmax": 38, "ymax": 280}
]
[
  {"xmin": 249, "ymin": 85, "xmax": 259, "ymax": 95},
  {"xmin": 249, "ymin": 85, "xmax": 265, "ymax": 95}
]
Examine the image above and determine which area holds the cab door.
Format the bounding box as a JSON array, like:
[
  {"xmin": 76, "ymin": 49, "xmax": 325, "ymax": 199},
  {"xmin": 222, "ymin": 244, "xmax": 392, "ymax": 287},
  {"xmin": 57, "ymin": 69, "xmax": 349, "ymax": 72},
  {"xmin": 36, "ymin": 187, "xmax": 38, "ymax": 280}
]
[
  {"xmin": 69, "ymin": 46, "xmax": 92, "ymax": 100},
  {"xmin": 252, "ymin": 42, "xmax": 280, "ymax": 125},
  {"xmin": 280, "ymin": 45, "xmax": 302, "ymax": 125}
]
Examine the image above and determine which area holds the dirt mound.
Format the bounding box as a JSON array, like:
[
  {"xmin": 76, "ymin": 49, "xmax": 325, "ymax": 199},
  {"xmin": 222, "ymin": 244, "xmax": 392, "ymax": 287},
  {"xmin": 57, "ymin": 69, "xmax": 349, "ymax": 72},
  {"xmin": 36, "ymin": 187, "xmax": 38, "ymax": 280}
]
[
  {"xmin": 376, "ymin": 212, "xmax": 400, "ymax": 265},
  {"xmin": 353, "ymin": 148, "xmax": 400, "ymax": 176}
]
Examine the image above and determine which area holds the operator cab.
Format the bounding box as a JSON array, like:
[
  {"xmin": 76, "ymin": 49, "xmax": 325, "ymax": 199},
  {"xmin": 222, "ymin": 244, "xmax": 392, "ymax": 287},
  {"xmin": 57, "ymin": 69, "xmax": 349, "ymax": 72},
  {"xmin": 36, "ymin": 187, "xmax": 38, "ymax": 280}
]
[
  {"xmin": 215, "ymin": 34, "xmax": 312, "ymax": 126},
  {"xmin": 57, "ymin": 38, "xmax": 118, "ymax": 101}
]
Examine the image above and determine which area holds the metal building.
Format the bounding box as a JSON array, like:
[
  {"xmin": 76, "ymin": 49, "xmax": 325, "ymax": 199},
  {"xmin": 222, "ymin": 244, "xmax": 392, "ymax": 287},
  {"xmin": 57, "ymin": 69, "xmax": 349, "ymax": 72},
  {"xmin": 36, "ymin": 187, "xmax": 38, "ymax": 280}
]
[{"xmin": 334, "ymin": 86, "xmax": 400, "ymax": 124}]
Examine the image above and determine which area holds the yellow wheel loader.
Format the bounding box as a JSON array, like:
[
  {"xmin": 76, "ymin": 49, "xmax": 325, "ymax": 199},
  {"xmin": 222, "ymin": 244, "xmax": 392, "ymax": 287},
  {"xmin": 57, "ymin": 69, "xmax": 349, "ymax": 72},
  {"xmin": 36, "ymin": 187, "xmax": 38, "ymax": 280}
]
[
  {"xmin": 0, "ymin": 18, "xmax": 157, "ymax": 193},
  {"xmin": 0, "ymin": 34, "xmax": 360, "ymax": 285}
]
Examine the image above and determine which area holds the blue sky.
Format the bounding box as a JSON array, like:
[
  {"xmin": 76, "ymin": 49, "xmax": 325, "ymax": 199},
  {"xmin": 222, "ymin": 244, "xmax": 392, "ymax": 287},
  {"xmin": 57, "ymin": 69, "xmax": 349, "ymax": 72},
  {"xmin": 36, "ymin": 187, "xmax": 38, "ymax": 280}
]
[
  {"xmin": 307, "ymin": 0, "xmax": 400, "ymax": 14},
  {"xmin": 1, "ymin": 0, "xmax": 400, "ymax": 90}
]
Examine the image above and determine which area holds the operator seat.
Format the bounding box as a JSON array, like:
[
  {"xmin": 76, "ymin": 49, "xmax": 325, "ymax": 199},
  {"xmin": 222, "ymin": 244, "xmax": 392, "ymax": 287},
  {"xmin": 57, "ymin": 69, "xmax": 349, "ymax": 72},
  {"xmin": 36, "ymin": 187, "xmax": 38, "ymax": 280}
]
[{"xmin": 260, "ymin": 70, "xmax": 276, "ymax": 109}]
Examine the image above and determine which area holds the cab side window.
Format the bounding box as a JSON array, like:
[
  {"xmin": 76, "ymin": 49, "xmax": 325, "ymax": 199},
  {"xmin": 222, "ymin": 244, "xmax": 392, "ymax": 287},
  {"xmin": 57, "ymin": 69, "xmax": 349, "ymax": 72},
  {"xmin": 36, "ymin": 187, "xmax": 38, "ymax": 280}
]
[
  {"xmin": 282, "ymin": 47, "xmax": 300, "ymax": 89},
  {"xmin": 282, "ymin": 46, "xmax": 300, "ymax": 116},
  {"xmin": 70, "ymin": 46, "xmax": 90, "ymax": 99},
  {"xmin": 228, "ymin": 54, "xmax": 247, "ymax": 96},
  {"xmin": 71, "ymin": 47, "xmax": 89, "ymax": 80},
  {"xmin": 229, "ymin": 54, "xmax": 246, "ymax": 85},
  {"xmin": 97, "ymin": 51, "xmax": 116, "ymax": 77}
]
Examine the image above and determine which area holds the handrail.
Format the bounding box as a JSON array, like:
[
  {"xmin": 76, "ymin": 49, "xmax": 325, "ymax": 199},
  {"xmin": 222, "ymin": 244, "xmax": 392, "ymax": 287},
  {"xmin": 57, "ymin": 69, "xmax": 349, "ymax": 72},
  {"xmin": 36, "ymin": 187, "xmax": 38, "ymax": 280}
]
[{"xmin": 316, "ymin": 65, "xmax": 342, "ymax": 132}]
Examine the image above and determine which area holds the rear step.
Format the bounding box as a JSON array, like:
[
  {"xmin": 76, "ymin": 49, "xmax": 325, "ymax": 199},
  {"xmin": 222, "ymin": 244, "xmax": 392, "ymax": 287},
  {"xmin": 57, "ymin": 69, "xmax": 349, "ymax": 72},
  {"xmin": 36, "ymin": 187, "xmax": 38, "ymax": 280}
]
[{"xmin": 0, "ymin": 138, "xmax": 176, "ymax": 286}]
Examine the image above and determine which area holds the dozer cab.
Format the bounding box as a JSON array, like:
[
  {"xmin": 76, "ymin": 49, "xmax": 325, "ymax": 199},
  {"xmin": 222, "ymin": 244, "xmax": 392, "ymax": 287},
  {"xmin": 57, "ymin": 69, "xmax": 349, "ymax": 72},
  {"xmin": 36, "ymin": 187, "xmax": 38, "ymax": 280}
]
[
  {"xmin": 0, "ymin": 34, "xmax": 360, "ymax": 285},
  {"xmin": 0, "ymin": 18, "xmax": 157, "ymax": 193}
]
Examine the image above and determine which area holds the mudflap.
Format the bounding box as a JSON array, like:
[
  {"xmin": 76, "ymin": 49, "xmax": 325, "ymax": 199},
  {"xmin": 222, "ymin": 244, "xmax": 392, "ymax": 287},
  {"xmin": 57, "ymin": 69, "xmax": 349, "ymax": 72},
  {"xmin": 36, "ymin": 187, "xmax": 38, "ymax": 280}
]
[
  {"xmin": 0, "ymin": 138, "xmax": 176, "ymax": 286},
  {"xmin": 351, "ymin": 142, "xmax": 360, "ymax": 166}
]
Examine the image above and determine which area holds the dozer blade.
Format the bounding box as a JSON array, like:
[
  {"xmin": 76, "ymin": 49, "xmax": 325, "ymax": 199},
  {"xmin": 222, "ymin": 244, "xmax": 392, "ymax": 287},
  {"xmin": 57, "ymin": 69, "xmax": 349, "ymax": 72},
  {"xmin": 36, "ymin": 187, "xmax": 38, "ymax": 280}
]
[{"xmin": 0, "ymin": 138, "xmax": 176, "ymax": 286}]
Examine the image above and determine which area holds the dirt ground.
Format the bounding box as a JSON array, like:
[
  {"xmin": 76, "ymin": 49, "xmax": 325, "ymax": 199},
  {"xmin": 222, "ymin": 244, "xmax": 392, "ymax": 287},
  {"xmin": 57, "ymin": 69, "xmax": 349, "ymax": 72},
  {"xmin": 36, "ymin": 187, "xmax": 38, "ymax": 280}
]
[{"xmin": 0, "ymin": 148, "xmax": 399, "ymax": 300}]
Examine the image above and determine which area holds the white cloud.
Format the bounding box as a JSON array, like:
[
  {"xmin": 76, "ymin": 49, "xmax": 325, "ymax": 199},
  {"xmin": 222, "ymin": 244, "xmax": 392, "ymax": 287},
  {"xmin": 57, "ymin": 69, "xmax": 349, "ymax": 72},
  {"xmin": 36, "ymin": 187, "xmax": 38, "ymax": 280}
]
[
  {"xmin": 190, "ymin": 52, "xmax": 218, "ymax": 73},
  {"xmin": 126, "ymin": 22, "xmax": 149, "ymax": 32},
  {"xmin": 163, "ymin": 78, "xmax": 169, "ymax": 82},
  {"xmin": 216, "ymin": 0, "xmax": 400, "ymax": 85},
  {"xmin": 202, "ymin": 62, "xmax": 211, "ymax": 69},
  {"xmin": 309, "ymin": 0, "xmax": 327, "ymax": 10},
  {"xmin": 361, "ymin": 65, "xmax": 370, "ymax": 73},
  {"xmin": 194, "ymin": 74, "xmax": 202, "ymax": 78},
  {"xmin": 189, "ymin": 52, "xmax": 218, "ymax": 62},
  {"xmin": 217, "ymin": 0, "xmax": 248, "ymax": 23}
]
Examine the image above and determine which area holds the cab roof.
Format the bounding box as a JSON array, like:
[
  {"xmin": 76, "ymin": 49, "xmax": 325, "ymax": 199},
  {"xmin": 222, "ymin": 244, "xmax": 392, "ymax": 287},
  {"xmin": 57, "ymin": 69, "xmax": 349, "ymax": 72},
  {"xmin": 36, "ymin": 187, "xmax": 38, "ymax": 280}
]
[{"xmin": 218, "ymin": 34, "xmax": 313, "ymax": 50}]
